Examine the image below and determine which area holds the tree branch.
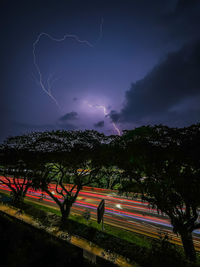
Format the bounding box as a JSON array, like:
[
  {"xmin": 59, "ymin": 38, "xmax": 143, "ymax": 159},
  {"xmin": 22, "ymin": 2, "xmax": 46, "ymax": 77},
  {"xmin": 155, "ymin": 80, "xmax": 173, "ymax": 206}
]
[{"xmin": 45, "ymin": 188, "xmax": 62, "ymax": 208}]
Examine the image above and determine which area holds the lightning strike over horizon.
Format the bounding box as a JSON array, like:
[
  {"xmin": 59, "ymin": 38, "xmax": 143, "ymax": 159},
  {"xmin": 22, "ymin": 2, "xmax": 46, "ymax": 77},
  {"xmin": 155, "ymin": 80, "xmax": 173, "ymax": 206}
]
[
  {"xmin": 87, "ymin": 102, "xmax": 121, "ymax": 135},
  {"xmin": 32, "ymin": 18, "xmax": 104, "ymax": 110}
]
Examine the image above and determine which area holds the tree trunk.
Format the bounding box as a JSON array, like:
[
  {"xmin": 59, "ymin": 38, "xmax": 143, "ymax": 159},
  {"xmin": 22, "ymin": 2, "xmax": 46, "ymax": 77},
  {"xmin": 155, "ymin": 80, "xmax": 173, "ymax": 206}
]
[
  {"xmin": 180, "ymin": 230, "xmax": 196, "ymax": 262},
  {"xmin": 60, "ymin": 203, "xmax": 72, "ymax": 223},
  {"xmin": 11, "ymin": 191, "xmax": 24, "ymax": 206}
]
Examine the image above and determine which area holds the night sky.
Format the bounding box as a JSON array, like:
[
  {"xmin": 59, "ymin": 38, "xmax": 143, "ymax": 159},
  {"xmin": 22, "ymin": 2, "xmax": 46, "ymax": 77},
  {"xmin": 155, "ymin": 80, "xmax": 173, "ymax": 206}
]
[{"xmin": 1, "ymin": 0, "xmax": 200, "ymax": 142}]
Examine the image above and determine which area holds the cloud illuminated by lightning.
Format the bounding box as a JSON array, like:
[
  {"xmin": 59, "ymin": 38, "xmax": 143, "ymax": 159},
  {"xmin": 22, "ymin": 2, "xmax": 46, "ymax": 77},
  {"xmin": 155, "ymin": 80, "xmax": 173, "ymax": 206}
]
[
  {"xmin": 86, "ymin": 102, "xmax": 121, "ymax": 135},
  {"xmin": 32, "ymin": 18, "xmax": 121, "ymax": 135},
  {"xmin": 32, "ymin": 18, "xmax": 104, "ymax": 110}
]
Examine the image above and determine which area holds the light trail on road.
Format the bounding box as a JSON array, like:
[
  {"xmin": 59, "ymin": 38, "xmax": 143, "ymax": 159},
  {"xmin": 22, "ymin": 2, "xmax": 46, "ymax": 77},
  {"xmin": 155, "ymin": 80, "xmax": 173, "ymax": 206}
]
[{"xmin": 0, "ymin": 179, "xmax": 200, "ymax": 250}]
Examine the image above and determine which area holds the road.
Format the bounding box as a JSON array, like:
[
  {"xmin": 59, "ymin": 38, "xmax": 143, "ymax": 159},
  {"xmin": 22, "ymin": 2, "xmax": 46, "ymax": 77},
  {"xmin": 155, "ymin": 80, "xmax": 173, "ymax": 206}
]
[{"xmin": 0, "ymin": 180, "xmax": 200, "ymax": 250}]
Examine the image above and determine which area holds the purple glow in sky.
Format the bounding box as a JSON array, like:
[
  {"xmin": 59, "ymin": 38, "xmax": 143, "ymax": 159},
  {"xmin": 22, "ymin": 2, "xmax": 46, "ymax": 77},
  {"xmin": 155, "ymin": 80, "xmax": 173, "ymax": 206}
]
[
  {"xmin": 1, "ymin": 0, "xmax": 200, "ymax": 142},
  {"xmin": 31, "ymin": 18, "xmax": 122, "ymax": 134}
]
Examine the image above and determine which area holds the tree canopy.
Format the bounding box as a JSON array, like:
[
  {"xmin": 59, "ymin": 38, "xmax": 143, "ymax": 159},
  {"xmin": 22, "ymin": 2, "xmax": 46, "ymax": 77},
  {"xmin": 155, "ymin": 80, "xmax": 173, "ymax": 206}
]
[{"xmin": 116, "ymin": 124, "xmax": 200, "ymax": 261}]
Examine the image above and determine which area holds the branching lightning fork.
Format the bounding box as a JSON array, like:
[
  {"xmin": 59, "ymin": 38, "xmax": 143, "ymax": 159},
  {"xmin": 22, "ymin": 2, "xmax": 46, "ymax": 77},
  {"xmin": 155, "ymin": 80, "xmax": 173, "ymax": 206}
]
[
  {"xmin": 32, "ymin": 18, "xmax": 121, "ymax": 135},
  {"xmin": 87, "ymin": 103, "xmax": 121, "ymax": 136},
  {"xmin": 33, "ymin": 33, "xmax": 93, "ymax": 109},
  {"xmin": 32, "ymin": 18, "xmax": 104, "ymax": 109}
]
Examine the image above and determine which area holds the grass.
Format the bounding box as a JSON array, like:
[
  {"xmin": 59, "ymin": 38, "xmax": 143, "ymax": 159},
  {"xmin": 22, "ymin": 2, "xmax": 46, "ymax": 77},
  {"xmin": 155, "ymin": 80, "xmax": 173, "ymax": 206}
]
[
  {"xmin": 24, "ymin": 197, "xmax": 151, "ymax": 249},
  {"xmin": 72, "ymin": 213, "xmax": 151, "ymax": 248},
  {"xmin": 25, "ymin": 199, "xmax": 61, "ymax": 216}
]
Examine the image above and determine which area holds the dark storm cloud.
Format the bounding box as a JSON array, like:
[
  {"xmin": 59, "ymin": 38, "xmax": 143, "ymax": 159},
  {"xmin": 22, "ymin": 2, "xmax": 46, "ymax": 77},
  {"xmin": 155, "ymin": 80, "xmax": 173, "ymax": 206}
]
[
  {"xmin": 109, "ymin": 110, "xmax": 120, "ymax": 123},
  {"xmin": 57, "ymin": 112, "xmax": 78, "ymax": 130},
  {"xmin": 161, "ymin": 109, "xmax": 200, "ymax": 127},
  {"xmin": 117, "ymin": 40, "xmax": 200, "ymax": 126},
  {"xmin": 59, "ymin": 111, "xmax": 78, "ymax": 122},
  {"xmin": 94, "ymin": 120, "xmax": 104, "ymax": 128},
  {"xmin": 175, "ymin": 0, "xmax": 199, "ymax": 12},
  {"xmin": 161, "ymin": 0, "xmax": 200, "ymax": 45}
]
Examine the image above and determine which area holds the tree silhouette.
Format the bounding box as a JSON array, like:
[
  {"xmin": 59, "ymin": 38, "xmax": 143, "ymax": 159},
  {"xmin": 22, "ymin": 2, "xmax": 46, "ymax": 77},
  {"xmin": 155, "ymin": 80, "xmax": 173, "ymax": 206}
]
[{"xmin": 117, "ymin": 124, "xmax": 200, "ymax": 262}]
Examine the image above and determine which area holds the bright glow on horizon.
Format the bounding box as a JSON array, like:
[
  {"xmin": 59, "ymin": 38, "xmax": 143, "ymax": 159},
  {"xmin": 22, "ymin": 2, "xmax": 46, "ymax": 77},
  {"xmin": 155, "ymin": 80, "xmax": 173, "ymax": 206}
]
[{"xmin": 85, "ymin": 101, "xmax": 121, "ymax": 135}]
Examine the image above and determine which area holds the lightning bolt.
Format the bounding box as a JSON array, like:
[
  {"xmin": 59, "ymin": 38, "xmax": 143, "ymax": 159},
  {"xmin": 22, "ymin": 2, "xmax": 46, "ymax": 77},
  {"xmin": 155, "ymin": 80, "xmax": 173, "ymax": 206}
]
[
  {"xmin": 33, "ymin": 33, "xmax": 93, "ymax": 109},
  {"xmin": 87, "ymin": 103, "xmax": 121, "ymax": 136},
  {"xmin": 32, "ymin": 18, "xmax": 104, "ymax": 109},
  {"xmin": 112, "ymin": 121, "xmax": 121, "ymax": 136},
  {"xmin": 95, "ymin": 17, "xmax": 104, "ymax": 44}
]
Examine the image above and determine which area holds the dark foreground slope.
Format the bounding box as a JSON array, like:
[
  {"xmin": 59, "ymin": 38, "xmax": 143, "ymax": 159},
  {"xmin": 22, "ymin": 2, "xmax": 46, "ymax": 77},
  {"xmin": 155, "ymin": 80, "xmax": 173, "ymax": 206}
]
[{"xmin": 0, "ymin": 211, "xmax": 113, "ymax": 267}]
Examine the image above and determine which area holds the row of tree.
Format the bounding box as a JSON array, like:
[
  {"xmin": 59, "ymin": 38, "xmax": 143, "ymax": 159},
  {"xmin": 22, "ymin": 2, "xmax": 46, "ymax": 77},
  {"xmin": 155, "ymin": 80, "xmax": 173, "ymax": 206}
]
[
  {"xmin": 0, "ymin": 124, "xmax": 200, "ymax": 262},
  {"xmin": 0, "ymin": 130, "xmax": 110, "ymax": 221}
]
